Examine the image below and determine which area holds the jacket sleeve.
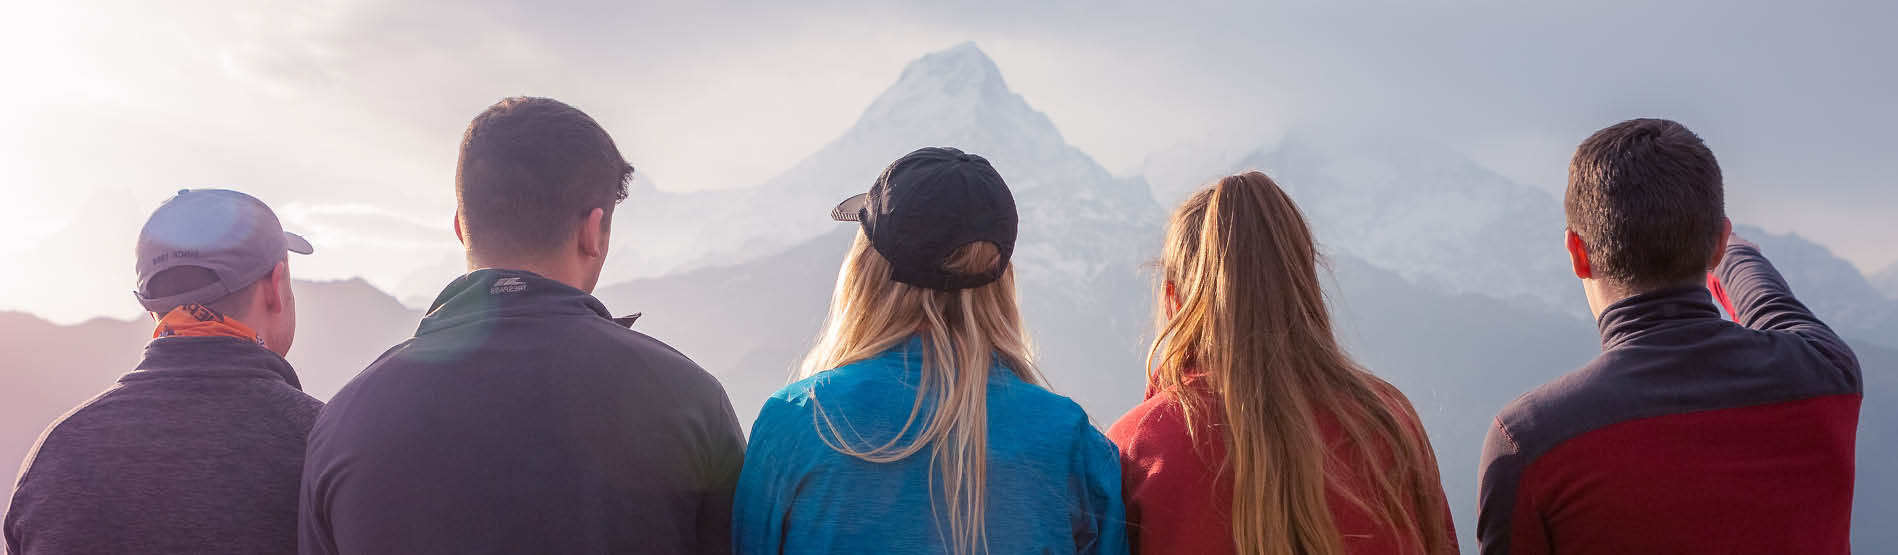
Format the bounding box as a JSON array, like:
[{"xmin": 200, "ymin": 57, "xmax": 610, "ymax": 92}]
[
  {"xmin": 296, "ymin": 474, "xmax": 338, "ymax": 555},
  {"xmin": 1103, "ymin": 413, "xmax": 1145, "ymax": 550},
  {"xmin": 1476, "ymin": 418, "xmax": 1547, "ymax": 555},
  {"xmin": 297, "ymin": 421, "xmax": 340, "ymax": 555},
  {"xmin": 1709, "ymin": 244, "xmax": 1861, "ymax": 389},
  {"xmin": 4, "ymin": 478, "xmax": 24, "ymax": 555},
  {"xmin": 1076, "ymin": 426, "xmax": 1131, "ymax": 555},
  {"xmin": 698, "ymin": 394, "xmax": 748, "ymax": 555},
  {"xmin": 731, "ymin": 398, "xmax": 793, "ymax": 555}
]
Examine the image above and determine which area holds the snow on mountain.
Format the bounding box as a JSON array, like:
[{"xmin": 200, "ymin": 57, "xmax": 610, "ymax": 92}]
[
  {"xmin": 1736, "ymin": 226, "xmax": 1898, "ymax": 348},
  {"xmin": 612, "ymin": 42, "xmax": 1159, "ymax": 289},
  {"xmin": 1141, "ymin": 129, "xmax": 1898, "ymax": 347},
  {"xmin": 1224, "ymin": 132, "xmax": 1582, "ymax": 314},
  {"xmin": 1136, "ymin": 137, "xmax": 1260, "ymax": 204}
]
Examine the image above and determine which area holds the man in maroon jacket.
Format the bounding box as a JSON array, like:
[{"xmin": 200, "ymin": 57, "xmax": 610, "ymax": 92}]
[{"xmin": 1477, "ymin": 118, "xmax": 1861, "ymax": 554}]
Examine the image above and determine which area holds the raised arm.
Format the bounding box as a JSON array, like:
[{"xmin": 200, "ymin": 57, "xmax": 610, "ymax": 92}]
[{"xmin": 1706, "ymin": 238, "xmax": 1860, "ymax": 381}]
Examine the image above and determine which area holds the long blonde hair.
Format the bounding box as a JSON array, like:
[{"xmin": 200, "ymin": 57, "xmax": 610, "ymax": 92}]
[
  {"xmin": 799, "ymin": 232, "xmax": 1041, "ymax": 555},
  {"xmin": 1149, "ymin": 172, "xmax": 1454, "ymax": 555}
]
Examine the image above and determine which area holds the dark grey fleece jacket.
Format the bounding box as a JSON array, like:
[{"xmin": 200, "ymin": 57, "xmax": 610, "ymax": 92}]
[
  {"xmin": 299, "ymin": 269, "xmax": 745, "ymax": 555},
  {"xmin": 4, "ymin": 336, "xmax": 324, "ymax": 555}
]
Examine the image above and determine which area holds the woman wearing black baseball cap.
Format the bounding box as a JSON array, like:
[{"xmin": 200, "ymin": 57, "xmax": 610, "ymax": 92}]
[{"xmin": 732, "ymin": 147, "xmax": 1129, "ymax": 555}]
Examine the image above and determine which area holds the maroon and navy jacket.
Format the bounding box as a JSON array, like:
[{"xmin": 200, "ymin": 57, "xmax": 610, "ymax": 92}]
[{"xmin": 1477, "ymin": 244, "xmax": 1861, "ymax": 554}]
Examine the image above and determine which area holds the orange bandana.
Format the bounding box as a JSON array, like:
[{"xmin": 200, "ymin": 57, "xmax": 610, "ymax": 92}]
[{"xmin": 153, "ymin": 304, "xmax": 264, "ymax": 346}]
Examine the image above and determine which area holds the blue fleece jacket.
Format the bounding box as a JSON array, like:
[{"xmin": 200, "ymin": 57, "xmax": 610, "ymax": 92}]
[{"xmin": 733, "ymin": 338, "xmax": 1128, "ymax": 555}]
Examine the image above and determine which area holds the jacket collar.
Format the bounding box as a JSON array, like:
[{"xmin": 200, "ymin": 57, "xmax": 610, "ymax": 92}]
[
  {"xmin": 124, "ymin": 335, "xmax": 303, "ymax": 390},
  {"xmin": 417, "ymin": 269, "xmax": 623, "ymax": 336},
  {"xmin": 1596, "ymin": 284, "xmax": 1723, "ymax": 350},
  {"xmin": 861, "ymin": 335, "xmax": 1014, "ymax": 378}
]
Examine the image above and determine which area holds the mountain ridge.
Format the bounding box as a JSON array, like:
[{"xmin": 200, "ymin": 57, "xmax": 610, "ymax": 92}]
[
  {"xmin": 4, "ymin": 43, "xmax": 1895, "ymax": 552},
  {"xmin": 1872, "ymin": 261, "xmax": 1898, "ymax": 300},
  {"xmin": 609, "ymin": 42, "xmax": 1156, "ymax": 283}
]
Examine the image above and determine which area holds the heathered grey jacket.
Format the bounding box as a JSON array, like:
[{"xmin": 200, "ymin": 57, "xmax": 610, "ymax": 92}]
[{"xmin": 4, "ymin": 336, "xmax": 324, "ymax": 555}]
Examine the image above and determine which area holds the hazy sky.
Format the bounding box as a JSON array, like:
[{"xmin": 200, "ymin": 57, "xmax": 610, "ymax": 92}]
[{"xmin": 2, "ymin": 0, "xmax": 1893, "ymax": 323}]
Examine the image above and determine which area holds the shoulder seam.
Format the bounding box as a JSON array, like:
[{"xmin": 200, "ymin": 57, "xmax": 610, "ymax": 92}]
[
  {"xmin": 1492, "ymin": 415, "xmax": 1521, "ymax": 450},
  {"xmin": 11, "ymin": 385, "xmax": 122, "ymax": 491}
]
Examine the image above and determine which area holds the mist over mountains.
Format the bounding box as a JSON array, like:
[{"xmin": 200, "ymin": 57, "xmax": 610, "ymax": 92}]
[
  {"xmin": 4, "ymin": 43, "xmax": 1893, "ymax": 551},
  {"xmin": 1876, "ymin": 264, "xmax": 1898, "ymax": 300}
]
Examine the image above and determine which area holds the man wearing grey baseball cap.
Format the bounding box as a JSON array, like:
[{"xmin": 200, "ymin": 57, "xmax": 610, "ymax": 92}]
[{"xmin": 5, "ymin": 189, "xmax": 321, "ymax": 555}]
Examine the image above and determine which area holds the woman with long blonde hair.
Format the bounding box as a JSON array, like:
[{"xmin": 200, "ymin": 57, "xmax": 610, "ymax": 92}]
[
  {"xmin": 732, "ymin": 147, "xmax": 1128, "ymax": 555},
  {"xmin": 1108, "ymin": 172, "xmax": 1457, "ymax": 555}
]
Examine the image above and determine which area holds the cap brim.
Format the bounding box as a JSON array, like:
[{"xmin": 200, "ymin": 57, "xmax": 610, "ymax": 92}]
[
  {"xmin": 285, "ymin": 231, "xmax": 314, "ymax": 255},
  {"xmin": 830, "ymin": 193, "xmax": 867, "ymax": 222}
]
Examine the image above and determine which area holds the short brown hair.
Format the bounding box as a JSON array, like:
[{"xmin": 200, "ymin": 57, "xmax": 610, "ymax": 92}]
[
  {"xmin": 455, "ymin": 97, "xmax": 633, "ymax": 258},
  {"xmin": 1565, "ymin": 118, "xmax": 1725, "ymax": 289}
]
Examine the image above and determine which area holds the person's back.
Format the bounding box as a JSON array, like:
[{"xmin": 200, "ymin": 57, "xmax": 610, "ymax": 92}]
[
  {"xmin": 298, "ymin": 97, "xmax": 745, "ymax": 555},
  {"xmin": 1108, "ymin": 173, "xmax": 1457, "ymax": 555},
  {"xmin": 1114, "ymin": 381, "xmax": 1452, "ymax": 554},
  {"xmin": 731, "ymin": 147, "xmax": 1127, "ymax": 555},
  {"xmin": 1477, "ymin": 119, "xmax": 1860, "ymax": 554},
  {"xmin": 741, "ymin": 339, "xmax": 1122, "ymax": 553},
  {"xmin": 8, "ymin": 339, "xmax": 322, "ymax": 555},
  {"xmin": 301, "ymin": 270, "xmax": 740, "ymax": 553},
  {"xmin": 6, "ymin": 189, "xmax": 321, "ymax": 555}
]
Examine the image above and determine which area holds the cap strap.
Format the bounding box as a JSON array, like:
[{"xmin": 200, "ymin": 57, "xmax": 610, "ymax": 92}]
[{"xmin": 135, "ymin": 281, "xmax": 233, "ymax": 313}]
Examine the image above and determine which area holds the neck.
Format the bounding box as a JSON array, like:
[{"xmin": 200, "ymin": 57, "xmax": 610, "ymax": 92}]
[
  {"xmin": 1582, "ymin": 278, "xmax": 1701, "ymax": 320},
  {"xmin": 467, "ymin": 254, "xmax": 596, "ymax": 293},
  {"xmin": 1582, "ymin": 279, "xmax": 1630, "ymax": 320}
]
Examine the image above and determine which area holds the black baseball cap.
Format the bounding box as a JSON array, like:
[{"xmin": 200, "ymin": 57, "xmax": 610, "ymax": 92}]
[{"xmin": 830, "ymin": 147, "xmax": 1018, "ymax": 291}]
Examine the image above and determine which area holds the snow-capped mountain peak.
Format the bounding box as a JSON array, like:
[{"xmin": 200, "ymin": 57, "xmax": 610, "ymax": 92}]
[
  {"xmin": 840, "ymin": 43, "xmax": 1069, "ymax": 179},
  {"xmin": 865, "ymin": 42, "xmax": 1010, "ymax": 115},
  {"xmin": 610, "ymin": 42, "xmax": 1158, "ymax": 285}
]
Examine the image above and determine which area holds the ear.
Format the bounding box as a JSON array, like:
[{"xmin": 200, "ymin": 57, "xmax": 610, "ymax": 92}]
[
  {"xmin": 260, "ymin": 260, "xmax": 289, "ymax": 314},
  {"xmin": 1565, "ymin": 228, "xmax": 1593, "ymax": 280},
  {"xmin": 452, "ymin": 211, "xmax": 466, "ymax": 246},
  {"xmin": 1708, "ymin": 217, "xmax": 1732, "ymax": 271},
  {"xmin": 578, "ymin": 207, "xmax": 607, "ymax": 259},
  {"xmin": 1163, "ymin": 280, "xmax": 1182, "ymax": 318}
]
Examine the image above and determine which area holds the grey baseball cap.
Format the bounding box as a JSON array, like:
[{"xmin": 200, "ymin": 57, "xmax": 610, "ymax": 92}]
[{"xmin": 134, "ymin": 189, "xmax": 314, "ymax": 312}]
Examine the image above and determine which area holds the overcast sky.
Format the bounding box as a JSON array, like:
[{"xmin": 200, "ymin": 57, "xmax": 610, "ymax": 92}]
[{"xmin": 2, "ymin": 0, "xmax": 1893, "ymax": 323}]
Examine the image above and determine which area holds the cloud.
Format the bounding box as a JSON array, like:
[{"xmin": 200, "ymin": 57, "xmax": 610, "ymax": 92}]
[
  {"xmin": 3, "ymin": 0, "xmax": 1895, "ymax": 324},
  {"xmin": 277, "ymin": 202, "xmax": 458, "ymax": 251}
]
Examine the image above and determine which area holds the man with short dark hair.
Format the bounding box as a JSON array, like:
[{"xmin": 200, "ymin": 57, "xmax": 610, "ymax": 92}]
[
  {"xmin": 6, "ymin": 189, "xmax": 321, "ymax": 554},
  {"xmin": 1477, "ymin": 118, "xmax": 1861, "ymax": 554},
  {"xmin": 299, "ymin": 97, "xmax": 745, "ymax": 554}
]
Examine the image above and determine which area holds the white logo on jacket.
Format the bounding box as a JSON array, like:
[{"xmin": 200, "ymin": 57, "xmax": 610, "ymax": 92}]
[{"xmin": 489, "ymin": 277, "xmax": 527, "ymax": 295}]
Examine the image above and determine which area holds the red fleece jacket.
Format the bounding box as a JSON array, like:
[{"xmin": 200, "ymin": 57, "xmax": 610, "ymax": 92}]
[{"xmin": 1109, "ymin": 380, "xmax": 1457, "ymax": 554}]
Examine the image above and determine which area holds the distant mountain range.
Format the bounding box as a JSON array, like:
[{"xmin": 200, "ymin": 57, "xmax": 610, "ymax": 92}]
[
  {"xmin": 4, "ymin": 43, "xmax": 1893, "ymax": 551},
  {"xmin": 1871, "ymin": 262, "xmax": 1898, "ymax": 301}
]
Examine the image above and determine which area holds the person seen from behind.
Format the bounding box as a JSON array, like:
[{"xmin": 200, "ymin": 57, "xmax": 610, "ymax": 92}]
[
  {"xmin": 298, "ymin": 97, "xmax": 746, "ymax": 554},
  {"xmin": 1108, "ymin": 172, "xmax": 1458, "ymax": 555},
  {"xmin": 731, "ymin": 147, "xmax": 1129, "ymax": 555},
  {"xmin": 6, "ymin": 189, "xmax": 319, "ymax": 554},
  {"xmin": 1476, "ymin": 118, "xmax": 1861, "ymax": 554}
]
